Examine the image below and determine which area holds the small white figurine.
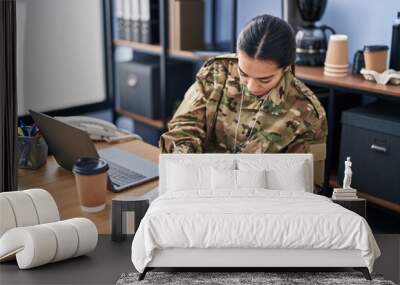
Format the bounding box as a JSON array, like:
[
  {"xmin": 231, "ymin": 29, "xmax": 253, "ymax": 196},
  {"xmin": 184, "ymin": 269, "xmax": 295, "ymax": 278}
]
[{"xmin": 342, "ymin": 157, "xmax": 353, "ymax": 189}]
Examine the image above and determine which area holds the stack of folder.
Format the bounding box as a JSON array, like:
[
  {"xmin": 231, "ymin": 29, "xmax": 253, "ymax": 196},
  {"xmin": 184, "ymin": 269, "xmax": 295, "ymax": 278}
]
[
  {"xmin": 332, "ymin": 188, "xmax": 358, "ymax": 200},
  {"xmin": 116, "ymin": 0, "xmax": 159, "ymax": 44},
  {"xmin": 116, "ymin": 0, "xmax": 204, "ymax": 48}
]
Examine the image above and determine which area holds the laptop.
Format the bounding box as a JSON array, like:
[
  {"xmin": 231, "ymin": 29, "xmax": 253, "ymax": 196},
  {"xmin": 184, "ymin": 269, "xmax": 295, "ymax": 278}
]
[{"xmin": 30, "ymin": 110, "xmax": 158, "ymax": 192}]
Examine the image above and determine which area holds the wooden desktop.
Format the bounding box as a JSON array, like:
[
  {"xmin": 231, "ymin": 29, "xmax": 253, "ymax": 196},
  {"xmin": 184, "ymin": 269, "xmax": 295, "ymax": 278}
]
[
  {"xmin": 295, "ymin": 66, "xmax": 400, "ymax": 97},
  {"xmin": 17, "ymin": 140, "xmax": 160, "ymax": 234}
]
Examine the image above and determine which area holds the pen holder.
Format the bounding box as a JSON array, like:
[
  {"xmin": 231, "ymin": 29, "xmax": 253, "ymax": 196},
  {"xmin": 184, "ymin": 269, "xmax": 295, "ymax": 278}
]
[{"xmin": 17, "ymin": 136, "xmax": 48, "ymax": 169}]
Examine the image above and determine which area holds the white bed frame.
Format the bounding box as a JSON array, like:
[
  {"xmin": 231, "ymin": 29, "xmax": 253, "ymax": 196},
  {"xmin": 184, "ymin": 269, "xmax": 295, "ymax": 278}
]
[
  {"xmin": 138, "ymin": 154, "xmax": 371, "ymax": 281},
  {"xmin": 142, "ymin": 248, "xmax": 370, "ymax": 280},
  {"xmin": 148, "ymin": 248, "xmax": 365, "ymax": 268}
]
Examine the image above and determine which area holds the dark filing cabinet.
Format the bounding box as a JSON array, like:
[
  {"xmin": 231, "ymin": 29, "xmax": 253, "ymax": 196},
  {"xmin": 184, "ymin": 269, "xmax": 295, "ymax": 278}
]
[
  {"xmin": 117, "ymin": 59, "xmax": 193, "ymax": 119},
  {"xmin": 338, "ymin": 101, "xmax": 400, "ymax": 204}
]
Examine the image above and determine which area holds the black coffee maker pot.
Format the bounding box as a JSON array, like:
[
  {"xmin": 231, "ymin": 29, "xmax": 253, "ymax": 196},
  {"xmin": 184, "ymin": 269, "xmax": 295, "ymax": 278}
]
[{"xmin": 295, "ymin": 0, "xmax": 336, "ymax": 66}]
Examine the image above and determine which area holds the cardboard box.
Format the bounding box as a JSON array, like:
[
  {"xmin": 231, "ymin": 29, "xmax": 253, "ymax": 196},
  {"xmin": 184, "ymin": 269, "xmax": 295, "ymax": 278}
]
[{"xmin": 169, "ymin": 0, "xmax": 204, "ymax": 51}]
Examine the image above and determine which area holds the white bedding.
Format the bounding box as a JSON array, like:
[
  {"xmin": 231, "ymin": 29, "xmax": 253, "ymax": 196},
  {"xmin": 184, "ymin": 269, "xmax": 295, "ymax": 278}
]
[{"xmin": 131, "ymin": 190, "xmax": 380, "ymax": 273}]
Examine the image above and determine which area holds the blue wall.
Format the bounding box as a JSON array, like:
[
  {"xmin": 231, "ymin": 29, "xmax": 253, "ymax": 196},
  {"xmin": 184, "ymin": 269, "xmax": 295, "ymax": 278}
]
[
  {"xmin": 321, "ymin": 0, "xmax": 400, "ymax": 59},
  {"xmin": 204, "ymin": 0, "xmax": 281, "ymax": 43},
  {"xmin": 208, "ymin": 0, "xmax": 400, "ymax": 62}
]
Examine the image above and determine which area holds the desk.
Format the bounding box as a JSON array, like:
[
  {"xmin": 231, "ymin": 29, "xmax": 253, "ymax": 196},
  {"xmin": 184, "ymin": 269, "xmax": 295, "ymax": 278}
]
[
  {"xmin": 295, "ymin": 66, "xmax": 400, "ymax": 213},
  {"xmin": 295, "ymin": 66, "xmax": 400, "ymax": 187},
  {"xmin": 295, "ymin": 66, "xmax": 400, "ymax": 98},
  {"xmin": 17, "ymin": 140, "xmax": 160, "ymax": 234}
]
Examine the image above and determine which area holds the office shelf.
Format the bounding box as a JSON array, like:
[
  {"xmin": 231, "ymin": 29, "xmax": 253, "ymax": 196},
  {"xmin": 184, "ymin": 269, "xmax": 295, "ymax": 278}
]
[
  {"xmin": 169, "ymin": 49, "xmax": 216, "ymax": 61},
  {"xmin": 113, "ymin": 39, "xmax": 216, "ymax": 61},
  {"xmin": 115, "ymin": 108, "xmax": 167, "ymax": 130},
  {"xmin": 113, "ymin": 40, "xmax": 162, "ymax": 55}
]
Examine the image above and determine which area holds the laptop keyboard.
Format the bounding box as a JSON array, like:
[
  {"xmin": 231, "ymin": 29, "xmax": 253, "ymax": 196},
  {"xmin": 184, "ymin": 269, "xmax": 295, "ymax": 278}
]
[{"xmin": 106, "ymin": 160, "xmax": 146, "ymax": 187}]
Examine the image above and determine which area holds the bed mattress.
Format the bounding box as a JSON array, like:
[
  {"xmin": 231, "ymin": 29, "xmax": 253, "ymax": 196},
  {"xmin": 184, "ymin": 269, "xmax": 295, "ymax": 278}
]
[{"xmin": 131, "ymin": 190, "xmax": 380, "ymax": 273}]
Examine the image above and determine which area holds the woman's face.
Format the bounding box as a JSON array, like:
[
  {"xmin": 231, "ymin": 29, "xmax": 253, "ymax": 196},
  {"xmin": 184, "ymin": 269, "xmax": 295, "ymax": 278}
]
[{"xmin": 237, "ymin": 51, "xmax": 286, "ymax": 97}]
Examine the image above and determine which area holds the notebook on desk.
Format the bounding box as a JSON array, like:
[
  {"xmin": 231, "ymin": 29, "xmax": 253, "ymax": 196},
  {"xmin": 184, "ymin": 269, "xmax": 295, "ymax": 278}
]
[{"xmin": 29, "ymin": 110, "xmax": 158, "ymax": 192}]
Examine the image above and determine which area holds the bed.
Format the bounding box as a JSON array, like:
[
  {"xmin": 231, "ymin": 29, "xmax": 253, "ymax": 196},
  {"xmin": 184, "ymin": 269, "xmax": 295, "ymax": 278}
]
[{"xmin": 131, "ymin": 154, "xmax": 380, "ymax": 281}]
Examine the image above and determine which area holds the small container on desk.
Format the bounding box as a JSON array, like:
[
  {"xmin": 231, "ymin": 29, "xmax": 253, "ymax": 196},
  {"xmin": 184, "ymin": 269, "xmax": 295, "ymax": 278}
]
[
  {"xmin": 17, "ymin": 135, "xmax": 48, "ymax": 170},
  {"xmin": 111, "ymin": 196, "xmax": 150, "ymax": 242}
]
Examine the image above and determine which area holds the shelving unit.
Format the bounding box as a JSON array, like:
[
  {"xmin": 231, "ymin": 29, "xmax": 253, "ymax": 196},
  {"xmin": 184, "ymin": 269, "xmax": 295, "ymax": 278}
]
[
  {"xmin": 111, "ymin": 0, "xmax": 237, "ymax": 130},
  {"xmin": 115, "ymin": 108, "xmax": 166, "ymax": 129},
  {"xmin": 113, "ymin": 40, "xmax": 162, "ymax": 55},
  {"xmin": 113, "ymin": 39, "xmax": 218, "ymax": 61},
  {"xmin": 109, "ymin": 1, "xmax": 400, "ymax": 211},
  {"xmin": 296, "ymin": 66, "xmax": 400, "ymax": 210}
]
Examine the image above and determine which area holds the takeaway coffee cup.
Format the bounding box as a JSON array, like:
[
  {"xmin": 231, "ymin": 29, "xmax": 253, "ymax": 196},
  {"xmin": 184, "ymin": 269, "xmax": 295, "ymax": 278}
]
[
  {"xmin": 325, "ymin": 34, "xmax": 349, "ymax": 66},
  {"xmin": 73, "ymin": 157, "xmax": 109, "ymax": 213},
  {"xmin": 363, "ymin": 45, "xmax": 389, "ymax": 73}
]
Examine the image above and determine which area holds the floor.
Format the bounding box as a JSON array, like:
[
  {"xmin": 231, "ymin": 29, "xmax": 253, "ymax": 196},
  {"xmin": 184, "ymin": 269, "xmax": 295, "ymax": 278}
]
[
  {"xmin": 0, "ymin": 235, "xmax": 134, "ymax": 285},
  {"xmin": 1, "ymin": 234, "xmax": 399, "ymax": 285}
]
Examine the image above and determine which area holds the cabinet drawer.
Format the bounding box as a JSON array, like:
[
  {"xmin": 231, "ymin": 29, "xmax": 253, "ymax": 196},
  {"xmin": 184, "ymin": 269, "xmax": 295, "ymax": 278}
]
[{"xmin": 338, "ymin": 125, "xmax": 400, "ymax": 203}]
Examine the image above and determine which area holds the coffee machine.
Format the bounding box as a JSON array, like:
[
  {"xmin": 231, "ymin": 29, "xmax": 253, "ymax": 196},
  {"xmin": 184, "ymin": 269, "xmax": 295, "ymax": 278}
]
[{"xmin": 295, "ymin": 0, "xmax": 336, "ymax": 66}]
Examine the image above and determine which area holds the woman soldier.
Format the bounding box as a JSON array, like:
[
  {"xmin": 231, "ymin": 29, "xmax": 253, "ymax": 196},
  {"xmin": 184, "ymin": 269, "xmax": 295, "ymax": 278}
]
[{"xmin": 159, "ymin": 14, "xmax": 328, "ymax": 188}]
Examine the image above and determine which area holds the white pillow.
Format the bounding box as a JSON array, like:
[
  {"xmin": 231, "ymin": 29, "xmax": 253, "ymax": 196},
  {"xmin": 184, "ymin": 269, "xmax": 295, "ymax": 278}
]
[
  {"xmin": 211, "ymin": 168, "xmax": 267, "ymax": 191},
  {"xmin": 266, "ymin": 161, "xmax": 308, "ymax": 191},
  {"xmin": 166, "ymin": 159, "xmax": 236, "ymax": 192},
  {"xmin": 237, "ymin": 169, "xmax": 267, "ymax": 189},
  {"xmin": 238, "ymin": 159, "xmax": 310, "ymax": 192},
  {"xmin": 167, "ymin": 162, "xmax": 211, "ymax": 191},
  {"xmin": 211, "ymin": 168, "xmax": 236, "ymax": 190}
]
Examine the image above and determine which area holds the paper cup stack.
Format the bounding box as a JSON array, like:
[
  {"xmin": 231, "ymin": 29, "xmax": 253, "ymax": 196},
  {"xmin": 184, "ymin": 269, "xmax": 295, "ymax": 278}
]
[{"xmin": 324, "ymin": 35, "xmax": 349, "ymax": 77}]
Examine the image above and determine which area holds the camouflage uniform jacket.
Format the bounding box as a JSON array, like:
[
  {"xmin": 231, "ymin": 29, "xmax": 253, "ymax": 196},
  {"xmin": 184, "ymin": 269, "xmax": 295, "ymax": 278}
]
[{"xmin": 159, "ymin": 54, "xmax": 328, "ymax": 161}]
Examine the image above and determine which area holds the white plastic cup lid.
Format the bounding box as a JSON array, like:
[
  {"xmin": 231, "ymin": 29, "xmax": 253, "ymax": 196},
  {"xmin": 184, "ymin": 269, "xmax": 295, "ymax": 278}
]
[{"xmin": 329, "ymin": 34, "xmax": 348, "ymax": 41}]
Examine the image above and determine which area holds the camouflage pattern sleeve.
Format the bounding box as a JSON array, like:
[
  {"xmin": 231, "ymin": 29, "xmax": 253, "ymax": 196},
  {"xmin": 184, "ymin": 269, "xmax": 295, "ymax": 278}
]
[
  {"xmin": 158, "ymin": 59, "xmax": 220, "ymax": 153},
  {"xmin": 284, "ymin": 78, "xmax": 328, "ymax": 153},
  {"xmin": 285, "ymin": 116, "xmax": 327, "ymax": 153}
]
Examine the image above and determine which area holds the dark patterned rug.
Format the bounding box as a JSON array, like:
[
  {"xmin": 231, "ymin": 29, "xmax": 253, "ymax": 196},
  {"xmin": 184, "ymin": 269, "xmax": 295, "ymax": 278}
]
[{"xmin": 116, "ymin": 271, "xmax": 396, "ymax": 285}]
